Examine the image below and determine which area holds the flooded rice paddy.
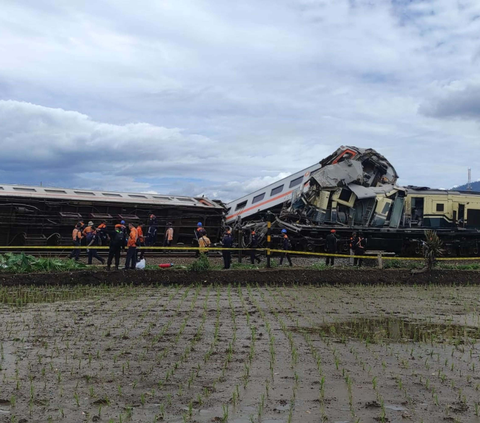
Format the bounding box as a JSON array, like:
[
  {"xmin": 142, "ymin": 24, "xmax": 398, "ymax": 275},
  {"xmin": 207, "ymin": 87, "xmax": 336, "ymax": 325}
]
[{"xmin": 0, "ymin": 283, "xmax": 480, "ymax": 422}]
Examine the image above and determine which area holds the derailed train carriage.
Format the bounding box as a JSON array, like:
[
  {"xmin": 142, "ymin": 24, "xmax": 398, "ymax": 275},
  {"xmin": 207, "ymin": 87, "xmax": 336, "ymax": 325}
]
[
  {"xmin": 226, "ymin": 146, "xmax": 480, "ymax": 256},
  {"xmin": 0, "ymin": 185, "xmax": 224, "ymax": 247}
]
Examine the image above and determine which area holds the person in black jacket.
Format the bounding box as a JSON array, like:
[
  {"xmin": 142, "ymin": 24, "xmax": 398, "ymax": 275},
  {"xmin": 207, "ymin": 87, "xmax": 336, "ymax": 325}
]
[
  {"xmin": 354, "ymin": 232, "xmax": 367, "ymax": 267},
  {"xmin": 249, "ymin": 230, "xmax": 262, "ymax": 264},
  {"xmin": 279, "ymin": 229, "xmax": 293, "ymax": 266},
  {"xmin": 146, "ymin": 214, "xmax": 157, "ymax": 246},
  {"xmin": 107, "ymin": 225, "xmax": 124, "ymax": 270},
  {"xmin": 222, "ymin": 229, "xmax": 233, "ymax": 269},
  {"xmin": 86, "ymin": 229, "xmax": 105, "ymax": 265},
  {"xmin": 325, "ymin": 229, "xmax": 337, "ymax": 266}
]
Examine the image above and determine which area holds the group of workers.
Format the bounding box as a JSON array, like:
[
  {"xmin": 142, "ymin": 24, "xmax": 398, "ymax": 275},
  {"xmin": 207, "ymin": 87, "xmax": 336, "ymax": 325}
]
[
  {"xmin": 220, "ymin": 227, "xmax": 367, "ymax": 269},
  {"xmin": 69, "ymin": 216, "xmax": 175, "ymax": 270},
  {"xmin": 324, "ymin": 230, "xmax": 367, "ymax": 267},
  {"xmin": 70, "ymin": 218, "xmax": 367, "ymax": 270}
]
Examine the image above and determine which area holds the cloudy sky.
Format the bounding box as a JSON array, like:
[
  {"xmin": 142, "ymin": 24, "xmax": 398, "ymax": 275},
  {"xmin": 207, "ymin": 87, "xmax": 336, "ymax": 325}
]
[{"xmin": 1, "ymin": 0, "xmax": 480, "ymax": 201}]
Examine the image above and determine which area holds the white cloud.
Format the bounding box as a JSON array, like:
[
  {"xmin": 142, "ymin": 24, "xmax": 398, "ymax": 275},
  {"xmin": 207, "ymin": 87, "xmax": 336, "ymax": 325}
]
[{"xmin": 1, "ymin": 0, "xmax": 480, "ymax": 199}]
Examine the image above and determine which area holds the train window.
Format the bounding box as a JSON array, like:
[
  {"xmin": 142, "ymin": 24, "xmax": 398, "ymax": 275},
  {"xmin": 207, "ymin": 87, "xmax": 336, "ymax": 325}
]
[
  {"xmin": 45, "ymin": 189, "xmax": 67, "ymax": 194},
  {"xmin": 271, "ymin": 185, "xmax": 284, "ymax": 196},
  {"xmin": 235, "ymin": 200, "xmax": 248, "ymax": 211},
  {"xmin": 252, "ymin": 193, "xmax": 265, "ymax": 204},
  {"xmin": 153, "ymin": 196, "xmax": 171, "ymax": 200},
  {"xmin": 382, "ymin": 203, "xmax": 391, "ymax": 214},
  {"xmin": 129, "ymin": 194, "xmax": 147, "ymax": 199},
  {"xmin": 74, "ymin": 191, "xmax": 95, "ymax": 196},
  {"xmin": 289, "ymin": 176, "xmax": 303, "ymax": 188},
  {"xmin": 176, "ymin": 198, "xmax": 195, "ymax": 202},
  {"xmin": 13, "ymin": 187, "xmax": 36, "ymax": 192},
  {"xmin": 0, "ymin": 187, "xmax": 4, "ymax": 190},
  {"xmin": 339, "ymin": 189, "xmax": 351, "ymax": 202},
  {"xmin": 436, "ymin": 203, "xmax": 444, "ymax": 212},
  {"xmin": 103, "ymin": 193, "xmax": 122, "ymax": 197}
]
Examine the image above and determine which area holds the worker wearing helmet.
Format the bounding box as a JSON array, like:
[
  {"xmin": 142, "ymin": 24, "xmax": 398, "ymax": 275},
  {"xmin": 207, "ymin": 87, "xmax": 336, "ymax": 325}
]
[
  {"xmin": 249, "ymin": 230, "xmax": 262, "ymax": 264},
  {"xmin": 325, "ymin": 229, "xmax": 338, "ymax": 266},
  {"xmin": 195, "ymin": 222, "xmax": 207, "ymax": 257},
  {"xmin": 146, "ymin": 214, "xmax": 157, "ymax": 246},
  {"xmin": 196, "ymin": 222, "xmax": 206, "ymax": 237},
  {"xmin": 115, "ymin": 220, "xmax": 128, "ymax": 249},
  {"xmin": 69, "ymin": 222, "xmax": 83, "ymax": 261},
  {"xmin": 124, "ymin": 223, "xmax": 138, "ymax": 270},
  {"xmin": 279, "ymin": 229, "xmax": 293, "ymax": 266}
]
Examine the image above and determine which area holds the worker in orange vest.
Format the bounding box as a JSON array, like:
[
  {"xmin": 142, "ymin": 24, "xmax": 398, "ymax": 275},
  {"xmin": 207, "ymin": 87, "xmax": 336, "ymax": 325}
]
[
  {"xmin": 124, "ymin": 223, "xmax": 138, "ymax": 270},
  {"xmin": 83, "ymin": 221, "xmax": 95, "ymax": 237},
  {"xmin": 164, "ymin": 222, "xmax": 174, "ymax": 247},
  {"xmin": 69, "ymin": 222, "xmax": 83, "ymax": 261}
]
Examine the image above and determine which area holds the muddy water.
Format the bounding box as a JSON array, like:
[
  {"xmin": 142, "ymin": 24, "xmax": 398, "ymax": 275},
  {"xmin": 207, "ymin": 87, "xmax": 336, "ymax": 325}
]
[
  {"xmin": 0, "ymin": 284, "xmax": 480, "ymax": 422},
  {"xmin": 300, "ymin": 317, "xmax": 480, "ymax": 344}
]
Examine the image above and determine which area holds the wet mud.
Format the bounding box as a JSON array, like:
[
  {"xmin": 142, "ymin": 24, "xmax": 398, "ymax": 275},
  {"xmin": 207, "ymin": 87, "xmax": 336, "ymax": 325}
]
[{"xmin": 1, "ymin": 284, "xmax": 480, "ymax": 422}]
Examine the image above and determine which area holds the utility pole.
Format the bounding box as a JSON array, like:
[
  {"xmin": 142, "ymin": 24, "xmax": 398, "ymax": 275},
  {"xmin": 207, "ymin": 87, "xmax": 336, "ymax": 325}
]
[{"xmin": 467, "ymin": 168, "xmax": 472, "ymax": 191}]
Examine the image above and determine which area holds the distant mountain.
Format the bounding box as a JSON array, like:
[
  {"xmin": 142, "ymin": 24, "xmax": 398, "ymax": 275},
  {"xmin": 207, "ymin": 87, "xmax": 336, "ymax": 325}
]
[{"xmin": 454, "ymin": 181, "xmax": 480, "ymax": 192}]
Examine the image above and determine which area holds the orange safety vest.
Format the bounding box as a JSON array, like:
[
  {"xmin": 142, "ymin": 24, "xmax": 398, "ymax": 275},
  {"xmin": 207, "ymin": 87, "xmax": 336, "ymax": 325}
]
[
  {"xmin": 166, "ymin": 227, "xmax": 174, "ymax": 241},
  {"xmin": 127, "ymin": 228, "xmax": 138, "ymax": 248},
  {"xmin": 72, "ymin": 228, "xmax": 82, "ymax": 241},
  {"xmin": 83, "ymin": 226, "xmax": 94, "ymax": 236}
]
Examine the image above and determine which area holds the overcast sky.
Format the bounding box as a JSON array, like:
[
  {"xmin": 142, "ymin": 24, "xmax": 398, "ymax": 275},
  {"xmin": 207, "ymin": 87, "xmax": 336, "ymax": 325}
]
[{"xmin": 1, "ymin": 0, "xmax": 480, "ymax": 201}]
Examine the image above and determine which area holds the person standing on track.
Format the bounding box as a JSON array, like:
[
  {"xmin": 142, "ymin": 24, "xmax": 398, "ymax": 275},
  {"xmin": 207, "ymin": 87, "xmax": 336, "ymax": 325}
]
[
  {"xmin": 222, "ymin": 229, "xmax": 233, "ymax": 269},
  {"xmin": 325, "ymin": 229, "xmax": 337, "ymax": 266},
  {"xmin": 349, "ymin": 231, "xmax": 357, "ymax": 266},
  {"xmin": 146, "ymin": 214, "xmax": 157, "ymax": 246},
  {"xmin": 86, "ymin": 228, "xmax": 105, "ymax": 265},
  {"xmin": 279, "ymin": 229, "xmax": 293, "ymax": 266},
  {"xmin": 354, "ymin": 232, "xmax": 367, "ymax": 267},
  {"xmin": 124, "ymin": 223, "xmax": 138, "ymax": 270},
  {"xmin": 164, "ymin": 222, "xmax": 174, "ymax": 247},
  {"xmin": 96, "ymin": 220, "xmax": 109, "ymax": 246},
  {"xmin": 107, "ymin": 225, "xmax": 124, "ymax": 270},
  {"xmin": 69, "ymin": 222, "xmax": 83, "ymax": 261},
  {"xmin": 195, "ymin": 222, "xmax": 207, "ymax": 257},
  {"xmin": 249, "ymin": 230, "xmax": 262, "ymax": 264}
]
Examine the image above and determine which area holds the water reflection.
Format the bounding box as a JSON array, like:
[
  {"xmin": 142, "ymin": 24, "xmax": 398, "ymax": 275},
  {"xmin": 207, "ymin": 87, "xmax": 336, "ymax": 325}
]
[{"xmin": 298, "ymin": 317, "xmax": 480, "ymax": 344}]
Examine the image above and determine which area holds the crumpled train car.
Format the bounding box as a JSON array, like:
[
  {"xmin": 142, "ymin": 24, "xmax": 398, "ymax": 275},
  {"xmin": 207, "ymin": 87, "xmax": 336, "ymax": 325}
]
[{"xmin": 226, "ymin": 146, "xmax": 480, "ymax": 256}]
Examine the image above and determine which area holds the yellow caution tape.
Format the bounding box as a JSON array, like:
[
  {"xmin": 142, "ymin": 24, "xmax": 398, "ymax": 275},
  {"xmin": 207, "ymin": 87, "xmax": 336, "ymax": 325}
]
[
  {"xmin": 0, "ymin": 246, "xmax": 478, "ymax": 261},
  {"xmin": 267, "ymin": 249, "xmax": 425, "ymax": 261}
]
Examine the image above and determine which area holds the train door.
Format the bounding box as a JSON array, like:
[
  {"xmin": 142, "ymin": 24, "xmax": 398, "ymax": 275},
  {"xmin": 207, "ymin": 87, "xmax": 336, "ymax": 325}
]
[{"xmin": 458, "ymin": 204, "xmax": 465, "ymax": 227}]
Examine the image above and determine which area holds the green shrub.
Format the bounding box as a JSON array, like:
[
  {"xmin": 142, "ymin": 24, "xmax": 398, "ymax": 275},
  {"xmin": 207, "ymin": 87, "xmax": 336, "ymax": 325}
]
[
  {"xmin": 423, "ymin": 230, "xmax": 443, "ymax": 270},
  {"xmin": 188, "ymin": 254, "xmax": 211, "ymax": 272},
  {"xmin": 0, "ymin": 253, "xmax": 86, "ymax": 273}
]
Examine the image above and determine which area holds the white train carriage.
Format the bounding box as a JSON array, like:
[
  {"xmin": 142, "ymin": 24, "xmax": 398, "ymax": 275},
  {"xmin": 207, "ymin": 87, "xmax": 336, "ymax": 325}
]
[{"xmin": 225, "ymin": 163, "xmax": 322, "ymax": 223}]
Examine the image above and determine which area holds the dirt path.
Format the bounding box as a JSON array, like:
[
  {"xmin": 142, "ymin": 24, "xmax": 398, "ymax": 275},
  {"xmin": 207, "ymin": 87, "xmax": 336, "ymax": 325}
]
[
  {"xmin": 0, "ymin": 284, "xmax": 480, "ymax": 422},
  {"xmin": 1, "ymin": 268, "xmax": 480, "ymax": 287}
]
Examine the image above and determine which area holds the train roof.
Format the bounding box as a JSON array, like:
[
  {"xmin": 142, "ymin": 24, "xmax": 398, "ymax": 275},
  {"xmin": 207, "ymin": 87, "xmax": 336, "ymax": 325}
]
[
  {"xmin": 406, "ymin": 186, "xmax": 480, "ymax": 196},
  {"xmin": 0, "ymin": 183, "xmax": 224, "ymax": 209}
]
